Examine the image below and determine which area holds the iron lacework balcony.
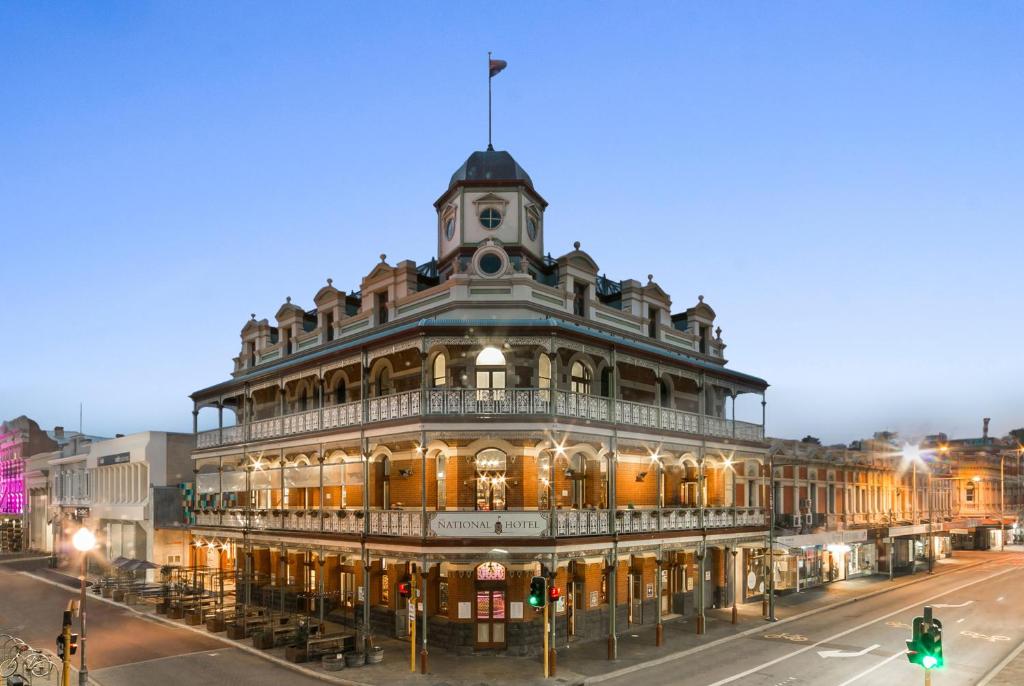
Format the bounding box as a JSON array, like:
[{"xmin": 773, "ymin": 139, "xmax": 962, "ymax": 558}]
[
  {"xmin": 191, "ymin": 505, "xmax": 767, "ymax": 538},
  {"xmin": 196, "ymin": 388, "xmax": 764, "ymax": 449}
]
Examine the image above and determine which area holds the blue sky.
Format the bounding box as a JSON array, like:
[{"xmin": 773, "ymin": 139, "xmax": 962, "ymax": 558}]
[{"xmin": 1, "ymin": 2, "xmax": 1021, "ymax": 444}]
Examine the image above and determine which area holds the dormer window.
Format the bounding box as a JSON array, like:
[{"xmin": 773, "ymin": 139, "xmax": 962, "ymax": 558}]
[
  {"xmin": 573, "ymin": 283, "xmax": 588, "ymax": 317},
  {"xmin": 375, "ymin": 291, "xmax": 389, "ymax": 325},
  {"xmin": 648, "ymin": 306, "xmax": 659, "ymax": 339},
  {"xmin": 480, "ymin": 208, "xmax": 502, "ymax": 229}
]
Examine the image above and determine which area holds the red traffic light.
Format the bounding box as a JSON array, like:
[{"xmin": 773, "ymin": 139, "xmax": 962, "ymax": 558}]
[
  {"xmin": 398, "ymin": 581, "xmax": 412, "ymax": 598},
  {"xmin": 549, "ymin": 586, "xmax": 561, "ymax": 602}
]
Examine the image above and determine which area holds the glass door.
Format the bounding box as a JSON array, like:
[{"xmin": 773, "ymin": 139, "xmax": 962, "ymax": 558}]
[{"xmin": 474, "ymin": 590, "xmax": 506, "ymax": 649}]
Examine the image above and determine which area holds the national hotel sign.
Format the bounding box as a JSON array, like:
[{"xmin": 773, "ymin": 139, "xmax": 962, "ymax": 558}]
[{"xmin": 429, "ymin": 511, "xmax": 549, "ymax": 538}]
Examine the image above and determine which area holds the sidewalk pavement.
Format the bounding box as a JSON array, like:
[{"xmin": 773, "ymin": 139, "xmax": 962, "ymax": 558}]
[{"xmin": 30, "ymin": 552, "xmax": 989, "ymax": 686}]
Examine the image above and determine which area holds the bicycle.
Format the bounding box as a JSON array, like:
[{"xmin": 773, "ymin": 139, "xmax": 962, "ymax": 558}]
[
  {"xmin": 0, "ymin": 640, "xmax": 28, "ymax": 677},
  {"xmin": 23, "ymin": 649, "xmax": 56, "ymax": 678}
]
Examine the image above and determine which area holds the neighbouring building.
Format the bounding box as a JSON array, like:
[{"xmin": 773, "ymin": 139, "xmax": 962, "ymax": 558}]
[
  {"xmin": 0, "ymin": 416, "xmax": 58, "ymax": 552},
  {"xmin": 47, "ymin": 431, "xmax": 193, "ymax": 574},
  {"xmin": 187, "ymin": 143, "xmax": 771, "ymax": 659},
  {"xmin": 769, "ymin": 433, "xmax": 954, "ymax": 594},
  {"xmin": 925, "ymin": 420, "xmax": 1024, "ymax": 549}
]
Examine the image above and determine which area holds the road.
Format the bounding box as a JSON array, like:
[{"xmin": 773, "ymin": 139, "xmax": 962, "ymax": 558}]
[
  {"xmin": 600, "ymin": 552, "xmax": 1024, "ymax": 686},
  {"xmin": 0, "ymin": 567, "xmax": 330, "ymax": 686}
]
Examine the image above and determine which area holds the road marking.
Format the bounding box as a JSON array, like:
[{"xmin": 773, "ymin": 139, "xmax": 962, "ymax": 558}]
[
  {"xmin": 834, "ymin": 651, "xmax": 906, "ymax": 686},
  {"xmin": 818, "ymin": 644, "xmax": 879, "ymax": 659},
  {"xmin": 885, "ymin": 620, "xmax": 911, "ymax": 629},
  {"xmin": 703, "ymin": 567, "xmax": 1015, "ymax": 686},
  {"xmin": 931, "ymin": 600, "xmax": 974, "ymax": 608},
  {"xmin": 961, "ymin": 630, "xmax": 1011, "ymax": 643},
  {"xmin": 764, "ymin": 633, "xmax": 808, "ymax": 642},
  {"xmin": 956, "ymin": 618, "xmax": 966, "ymax": 623}
]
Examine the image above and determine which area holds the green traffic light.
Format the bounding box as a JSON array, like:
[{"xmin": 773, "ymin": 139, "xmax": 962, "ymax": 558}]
[{"xmin": 922, "ymin": 655, "xmax": 937, "ymax": 669}]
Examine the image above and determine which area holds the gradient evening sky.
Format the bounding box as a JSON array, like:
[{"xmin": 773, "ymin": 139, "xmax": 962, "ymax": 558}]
[{"xmin": 2, "ymin": 2, "xmax": 1022, "ymax": 444}]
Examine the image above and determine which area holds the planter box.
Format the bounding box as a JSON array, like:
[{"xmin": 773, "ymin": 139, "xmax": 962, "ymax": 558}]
[
  {"xmin": 168, "ymin": 605, "xmax": 184, "ymax": 620},
  {"xmin": 101, "ymin": 587, "xmax": 113, "ymax": 599},
  {"xmin": 206, "ymin": 616, "xmax": 226, "ymax": 632},
  {"xmin": 112, "ymin": 590, "xmax": 125, "ymax": 602},
  {"xmin": 284, "ymin": 645, "xmax": 308, "ymax": 663},
  {"xmin": 186, "ymin": 611, "xmax": 204, "ymax": 626},
  {"xmin": 344, "ymin": 652, "xmax": 364, "ymax": 668},
  {"xmin": 155, "ymin": 601, "xmax": 169, "ymax": 615},
  {"xmin": 226, "ymin": 623, "xmax": 247, "ymax": 640},
  {"xmin": 367, "ymin": 646, "xmax": 383, "ymax": 664},
  {"xmin": 252, "ymin": 633, "xmax": 275, "ymax": 650}
]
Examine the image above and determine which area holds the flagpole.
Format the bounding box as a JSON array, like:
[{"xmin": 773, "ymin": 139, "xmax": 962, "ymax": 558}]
[{"xmin": 487, "ymin": 51, "xmax": 493, "ymax": 150}]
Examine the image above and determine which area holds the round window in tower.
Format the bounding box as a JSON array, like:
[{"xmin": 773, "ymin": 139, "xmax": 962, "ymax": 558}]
[
  {"xmin": 527, "ymin": 217, "xmax": 538, "ymax": 240},
  {"xmin": 480, "ymin": 208, "xmax": 502, "ymax": 229},
  {"xmin": 445, "ymin": 217, "xmax": 455, "ymax": 240},
  {"xmin": 479, "ymin": 253, "xmax": 503, "ymax": 275}
]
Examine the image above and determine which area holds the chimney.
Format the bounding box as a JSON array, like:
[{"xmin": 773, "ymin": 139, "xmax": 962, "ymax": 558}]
[
  {"xmin": 54, "ymin": 426, "xmax": 64, "ymax": 439},
  {"xmin": 983, "ymin": 418, "xmax": 991, "ymax": 440}
]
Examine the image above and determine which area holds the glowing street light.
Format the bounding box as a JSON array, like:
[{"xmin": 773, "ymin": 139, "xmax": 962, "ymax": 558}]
[
  {"xmin": 71, "ymin": 526, "xmax": 95, "ymax": 552},
  {"xmin": 72, "ymin": 526, "xmax": 94, "ymax": 685}
]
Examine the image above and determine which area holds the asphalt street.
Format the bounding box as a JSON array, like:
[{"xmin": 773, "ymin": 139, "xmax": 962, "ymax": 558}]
[{"xmin": 600, "ymin": 552, "xmax": 1024, "ymax": 686}]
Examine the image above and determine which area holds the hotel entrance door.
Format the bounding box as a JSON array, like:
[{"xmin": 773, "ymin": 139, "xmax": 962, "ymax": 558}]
[{"xmin": 474, "ymin": 561, "xmax": 508, "ymax": 650}]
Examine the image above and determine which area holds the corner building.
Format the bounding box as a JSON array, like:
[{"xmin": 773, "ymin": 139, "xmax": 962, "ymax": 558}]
[{"xmin": 188, "ymin": 146, "xmax": 771, "ymax": 657}]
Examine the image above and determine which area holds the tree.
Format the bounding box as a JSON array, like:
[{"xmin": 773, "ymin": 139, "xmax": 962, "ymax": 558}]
[
  {"xmin": 800, "ymin": 435, "xmax": 822, "ymax": 445},
  {"xmin": 1009, "ymin": 428, "xmax": 1024, "ymax": 445}
]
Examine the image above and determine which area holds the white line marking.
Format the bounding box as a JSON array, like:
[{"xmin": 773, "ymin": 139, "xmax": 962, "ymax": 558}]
[
  {"xmin": 931, "ymin": 600, "xmax": 974, "ymax": 608},
  {"xmin": 834, "ymin": 651, "xmax": 905, "ymax": 686},
  {"xmin": 703, "ymin": 567, "xmax": 1014, "ymax": 686},
  {"xmin": 818, "ymin": 644, "xmax": 879, "ymax": 659}
]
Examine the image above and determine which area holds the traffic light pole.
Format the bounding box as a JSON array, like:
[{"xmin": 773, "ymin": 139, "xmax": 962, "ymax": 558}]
[
  {"xmin": 60, "ymin": 609, "xmax": 73, "ymax": 686},
  {"xmin": 409, "ymin": 570, "xmax": 416, "ymax": 673},
  {"xmin": 543, "ymin": 600, "xmax": 549, "ymax": 678}
]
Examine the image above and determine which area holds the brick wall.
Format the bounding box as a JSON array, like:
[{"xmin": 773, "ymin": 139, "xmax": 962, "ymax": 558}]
[{"xmin": 615, "ymin": 461, "xmax": 658, "ymax": 507}]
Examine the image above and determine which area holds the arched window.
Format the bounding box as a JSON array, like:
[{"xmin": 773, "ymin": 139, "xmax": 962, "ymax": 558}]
[
  {"xmin": 298, "ymin": 388, "xmax": 308, "ymax": 412},
  {"xmin": 571, "ymin": 361, "xmax": 592, "ymax": 395},
  {"xmin": 432, "ymin": 354, "xmax": 447, "ymax": 387},
  {"xmin": 334, "ymin": 378, "xmax": 347, "ymax": 404},
  {"xmin": 568, "ymin": 453, "xmax": 586, "ymax": 509},
  {"xmin": 659, "ymin": 380, "xmax": 671, "ymax": 408},
  {"xmin": 965, "ymin": 481, "xmax": 975, "ymax": 503},
  {"xmin": 475, "ymin": 347, "xmax": 506, "ymax": 392},
  {"xmin": 475, "ymin": 448, "xmax": 507, "ymax": 511}
]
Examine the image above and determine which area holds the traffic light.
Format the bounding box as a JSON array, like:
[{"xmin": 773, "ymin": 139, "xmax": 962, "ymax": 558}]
[
  {"xmin": 529, "ymin": 575, "xmax": 547, "ymax": 608},
  {"xmin": 69, "ymin": 633, "xmax": 79, "ymax": 656},
  {"xmin": 906, "ymin": 607, "xmax": 943, "ymax": 670},
  {"xmin": 398, "ymin": 577, "xmax": 412, "ymax": 599},
  {"xmin": 549, "ymin": 585, "xmax": 561, "ymax": 603},
  {"xmin": 56, "ymin": 634, "xmax": 65, "ymax": 659}
]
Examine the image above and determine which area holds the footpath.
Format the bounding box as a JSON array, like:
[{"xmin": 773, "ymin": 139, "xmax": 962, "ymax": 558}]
[{"xmin": 23, "ymin": 552, "xmax": 990, "ymax": 686}]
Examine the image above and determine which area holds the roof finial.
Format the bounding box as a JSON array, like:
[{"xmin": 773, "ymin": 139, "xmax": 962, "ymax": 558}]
[
  {"xmin": 573, "ymin": 241, "xmax": 581, "ymax": 250},
  {"xmin": 250, "ymin": 313, "xmax": 256, "ymax": 320},
  {"xmin": 327, "ymin": 278, "xmax": 333, "ymax": 287},
  {"xmin": 380, "ymin": 253, "xmax": 387, "ymax": 263},
  {"xmin": 647, "ymin": 274, "xmax": 653, "ymax": 283},
  {"xmin": 698, "ymin": 294, "xmax": 704, "ymax": 303},
  {"xmin": 286, "ymin": 296, "xmax": 291, "ymax": 304}
]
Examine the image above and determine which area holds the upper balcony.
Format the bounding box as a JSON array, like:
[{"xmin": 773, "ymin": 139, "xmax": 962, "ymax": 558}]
[{"xmin": 197, "ymin": 387, "xmax": 764, "ymax": 449}]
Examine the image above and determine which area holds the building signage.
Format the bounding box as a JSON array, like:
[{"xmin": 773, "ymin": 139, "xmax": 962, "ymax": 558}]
[
  {"xmin": 888, "ymin": 524, "xmax": 929, "ymax": 537},
  {"xmin": 429, "ymin": 511, "xmax": 548, "ymax": 538},
  {"xmin": 950, "ymin": 528, "xmax": 969, "ymax": 535},
  {"xmin": 98, "ymin": 452, "xmax": 131, "ymax": 467}
]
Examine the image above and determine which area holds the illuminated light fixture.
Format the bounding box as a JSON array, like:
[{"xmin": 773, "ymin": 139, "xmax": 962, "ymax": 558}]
[
  {"xmin": 635, "ymin": 471, "xmax": 648, "ymax": 483},
  {"xmin": 476, "ymin": 346, "xmax": 505, "ymax": 366},
  {"xmin": 972, "ymin": 475, "xmax": 981, "ymax": 483},
  {"xmin": 72, "ymin": 527, "xmax": 95, "ymax": 553},
  {"xmin": 901, "ymin": 443, "xmax": 922, "ymax": 463}
]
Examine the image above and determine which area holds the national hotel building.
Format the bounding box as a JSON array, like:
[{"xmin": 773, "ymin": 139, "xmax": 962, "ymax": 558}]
[{"xmin": 187, "ymin": 144, "xmax": 771, "ymax": 657}]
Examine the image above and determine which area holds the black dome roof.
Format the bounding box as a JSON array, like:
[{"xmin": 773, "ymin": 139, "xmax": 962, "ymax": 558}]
[{"xmin": 449, "ymin": 147, "xmax": 533, "ymax": 189}]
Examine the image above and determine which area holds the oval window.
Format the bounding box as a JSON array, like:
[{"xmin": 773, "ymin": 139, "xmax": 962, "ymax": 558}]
[
  {"xmin": 527, "ymin": 217, "xmax": 538, "ymax": 240},
  {"xmin": 480, "ymin": 208, "xmax": 502, "ymax": 229},
  {"xmin": 445, "ymin": 218, "xmax": 455, "ymax": 240},
  {"xmin": 479, "ymin": 253, "xmax": 503, "ymax": 275}
]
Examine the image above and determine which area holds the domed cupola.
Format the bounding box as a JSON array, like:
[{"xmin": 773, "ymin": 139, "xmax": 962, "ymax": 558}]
[
  {"xmin": 435, "ymin": 147, "xmax": 548, "ymax": 274},
  {"xmin": 449, "ymin": 147, "xmax": 534, "ymax": 189}
]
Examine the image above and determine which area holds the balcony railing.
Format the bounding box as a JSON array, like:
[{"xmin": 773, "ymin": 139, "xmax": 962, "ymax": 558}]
[
  {"xmin": 191, "ymin": 505, "xmax": 766, "ymax": 538},
  {"xmin": 195, "ymin": 388, "xmax": 764, "ymax": 448}
]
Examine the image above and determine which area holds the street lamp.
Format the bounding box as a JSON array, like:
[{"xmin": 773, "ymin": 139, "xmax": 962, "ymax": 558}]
[{"xmin": 71, "ymin": 526, "xmax": 95, "ymax": 686}]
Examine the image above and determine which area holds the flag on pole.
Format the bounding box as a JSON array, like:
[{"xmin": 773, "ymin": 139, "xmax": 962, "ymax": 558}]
[{"xmin": 489, "ymin": 58, "xmax": 507, "ymax": 78}]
